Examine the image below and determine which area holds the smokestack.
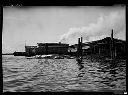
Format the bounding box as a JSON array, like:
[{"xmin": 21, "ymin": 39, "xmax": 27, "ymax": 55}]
[
  {"xmin": 111, "ymin": 29, "xmax": 113, "ymax": 39},
  {"xmin": 81, "ymin": 37, "xmax": 83, "ymax": 44},
  {"xmin": 77, "ymin": 37, "xmax": 83, "ymax": 60},
  {"xmin": 78, "ymin": 38, "xmax": 80, "ymax": 45}
]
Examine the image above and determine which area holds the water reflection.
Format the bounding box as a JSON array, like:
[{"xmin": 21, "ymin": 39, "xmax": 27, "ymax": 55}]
[{"xmin": 76, "ymin": 57, "xmax": 126, "ymax": 92}]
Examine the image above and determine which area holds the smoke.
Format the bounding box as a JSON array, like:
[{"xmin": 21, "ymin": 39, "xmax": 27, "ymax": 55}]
[{"xmin": 60, "ymin": 11, "xmax": 125, "ymax": 45}]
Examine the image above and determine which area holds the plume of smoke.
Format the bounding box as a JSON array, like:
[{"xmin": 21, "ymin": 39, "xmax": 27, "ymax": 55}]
[{"xmin": 60, "ymin": 11, "xmax": 125, "ymax": 45}]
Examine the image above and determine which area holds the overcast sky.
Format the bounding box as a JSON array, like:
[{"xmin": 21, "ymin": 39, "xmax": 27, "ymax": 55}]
[{"xmin": 2, "ymin": 6, "xmax": 126, "ymax": 53}]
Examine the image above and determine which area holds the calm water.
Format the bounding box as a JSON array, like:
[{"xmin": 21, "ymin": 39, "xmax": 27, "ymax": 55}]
[{"xmin": 2, "ymin": 55, "xmax": 126, "ymax": 92}]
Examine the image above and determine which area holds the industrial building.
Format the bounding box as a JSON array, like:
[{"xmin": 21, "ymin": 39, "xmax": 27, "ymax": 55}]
[{"xmin": 25, "ymin": 43, "xmax": 69, "ymax": 56}]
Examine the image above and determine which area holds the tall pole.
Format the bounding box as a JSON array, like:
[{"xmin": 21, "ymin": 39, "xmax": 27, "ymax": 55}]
[
  {"xmin": 81, "ymin": 37, "xmax": 83, "ymax": 61},
  {"xmin": 25, "ymin": 40, "xmax": 26, "ymax": 50},
  {"xmin": 111, "ymin": 29, "xmax": 114, "ymax": 59},
  {"xmin": 25, "ymin": 41, "xmax": 27, "ymax": 56},
  {"xmin": 77, "ymin": 38, "xmax": 81, "ymax": 58}
]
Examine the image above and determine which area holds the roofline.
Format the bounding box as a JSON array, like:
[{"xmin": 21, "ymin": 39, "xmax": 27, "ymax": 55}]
[{"xmin": 37, "ymin": 43, "xmax": 69, "ymax": 44}]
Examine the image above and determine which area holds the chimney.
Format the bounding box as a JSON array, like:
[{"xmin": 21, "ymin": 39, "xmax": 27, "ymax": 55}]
[
  {"xmin": 81, "ymin": 37, "xmax": 83, "ymax": 44},
  {"xmin": 111, "ymin": 29, "xmax": 113, "ymax": 39},
  {"xmin": 78, "ymin": 38, "xmax": 80, "ymax": 45}
]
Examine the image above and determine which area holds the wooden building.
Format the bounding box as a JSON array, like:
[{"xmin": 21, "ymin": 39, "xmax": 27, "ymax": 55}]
[
  {"xmin": 69, "ymin": 30, "xmax": 126, "ymax": 59},
  {"xmin": 82, "ymin": 36, "xmax": 126, "ymax": 60}
]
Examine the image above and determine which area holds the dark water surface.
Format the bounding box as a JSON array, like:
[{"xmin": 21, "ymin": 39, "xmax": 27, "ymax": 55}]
[{"xmin": 2, "ymin": 55, "xmax": 126, "ymax": 92}]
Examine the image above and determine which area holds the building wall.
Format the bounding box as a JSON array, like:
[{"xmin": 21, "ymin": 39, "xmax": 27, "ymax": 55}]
[
  {"xmin": 25, "ymin": 46, "xmax": 37, "ymax": 56},
  {"xmin": 35, "ymin": 43, "xmax": 69, "ymax": 55},
  {"xmin": 48, "ymin": 46, "xmax": 68, "ymax": 54},
  {"xmin": 36, "ymin": 46, "xmax": 45, "ymax": 55},
  {"xmin": 88, "ymin": 42, "xmax": 126, "ymax": 58}
]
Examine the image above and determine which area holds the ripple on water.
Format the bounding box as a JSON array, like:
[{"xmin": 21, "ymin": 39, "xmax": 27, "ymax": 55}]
[{"xmin": 2, "ymin": 55, "xmax": 126, "ymax": 92}]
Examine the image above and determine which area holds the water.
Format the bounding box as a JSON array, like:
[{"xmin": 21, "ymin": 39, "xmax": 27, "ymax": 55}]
[{"xmin": 2, "ymin": 55, "xmax": 126, "ymax": 92}]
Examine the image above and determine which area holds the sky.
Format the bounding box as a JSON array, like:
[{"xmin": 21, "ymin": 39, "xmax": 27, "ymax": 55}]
[{"xmin": 2, "ymin": 6, "xmax": 126, "ymax": 53}]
